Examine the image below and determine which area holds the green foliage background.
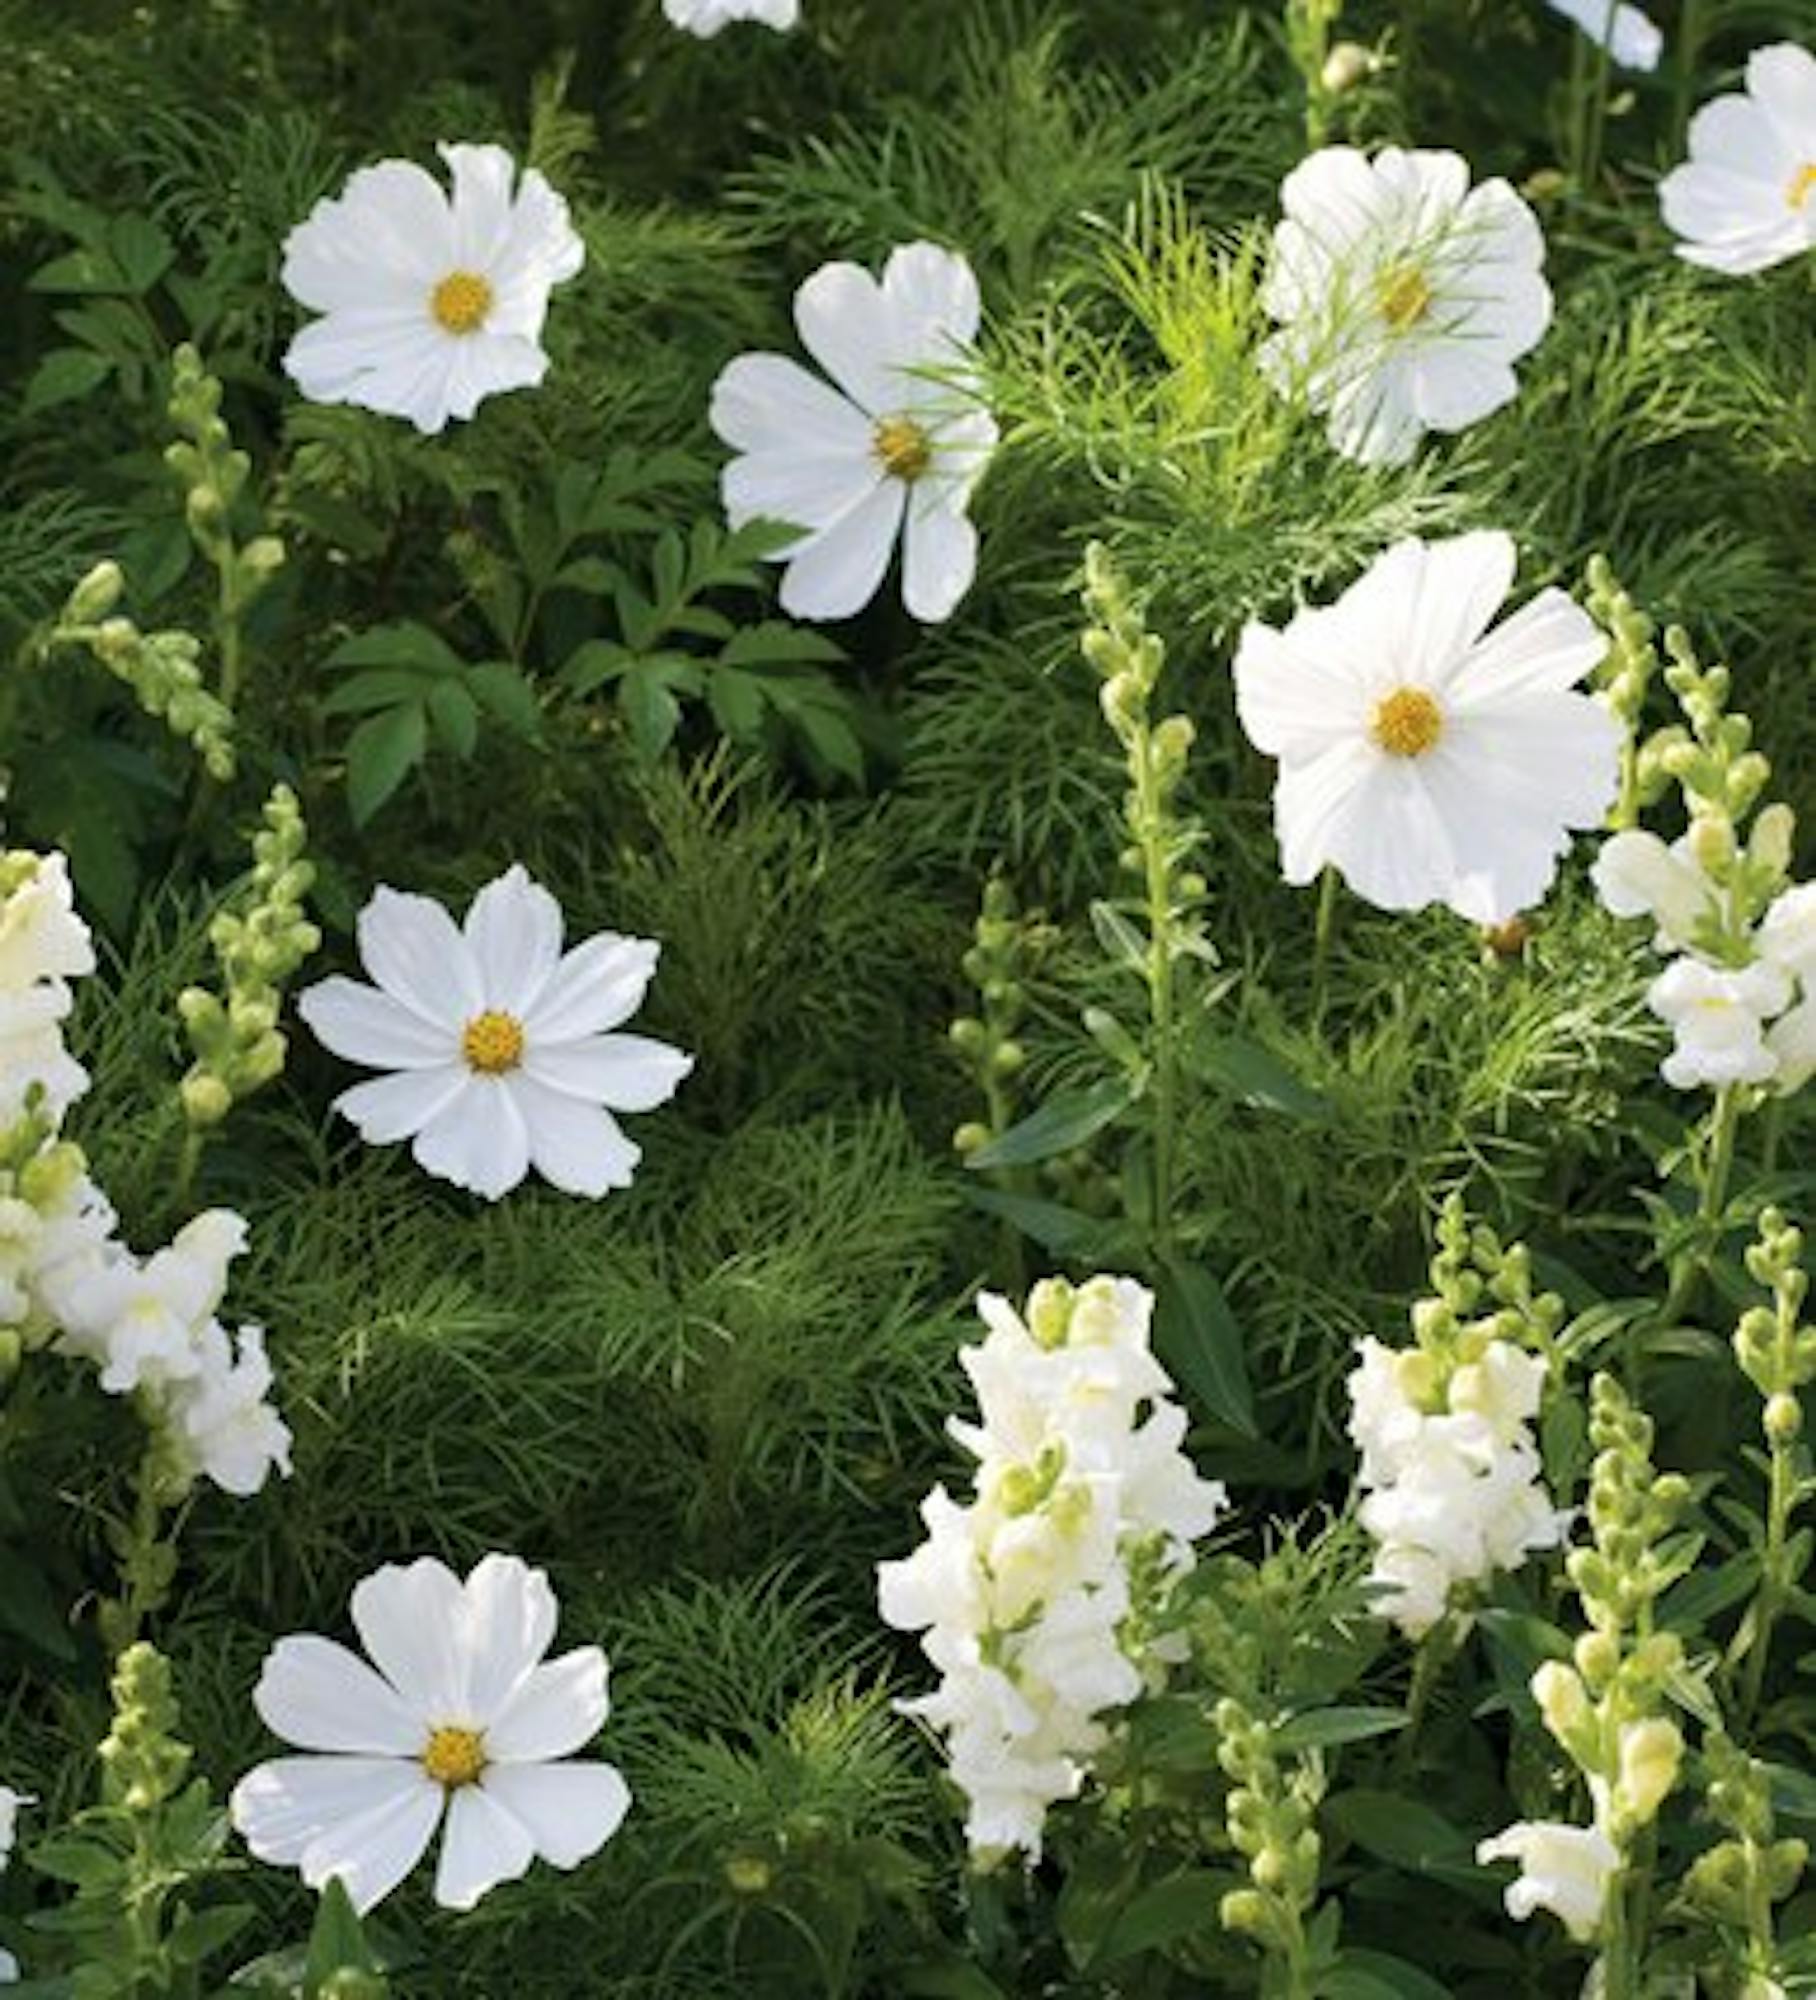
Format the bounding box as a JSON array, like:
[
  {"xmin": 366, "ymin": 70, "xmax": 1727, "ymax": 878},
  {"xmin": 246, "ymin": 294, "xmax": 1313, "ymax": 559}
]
[{"xmin": 0, "ymin": 0, "xmax": 1812, "ymax": 1993}]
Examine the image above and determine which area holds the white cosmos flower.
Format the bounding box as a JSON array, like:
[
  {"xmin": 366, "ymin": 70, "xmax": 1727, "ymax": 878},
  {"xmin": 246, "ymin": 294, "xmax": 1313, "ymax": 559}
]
[
  {"xmin": 664, "ymin": 0, "xmax": 798, "ymax": 33},
  {"xmin": 1260, "ymin": 146, "xmax": 1552, "ymax": 466},
  {"xmin": 282, "ymin": 143, "xmax": 585, "ymax": 434},
  {"xmin": 1233, "ymin": 531, "xmax": 1621, "ymax": 923},
  {"xmin": 1660, "ymin": 45, "xmax": 1816, "ymax": 276},
  {"xmin": 1477, "ymin": 1818, "xmax": 1619, "ymax": 1941},
  {"xmin": 231, "ymin": 1553, "xmax": 630, "ymax": 1914},
  {"xmin": 297, "ymin": 865, "xmax": 692, "ymax": 1202},
  {"xmin": 1648, "ymin": 958, "xmax": 1791, "ymax": 1088},
  {"xmin": 1542, "ymin": 0, "xmax": 1663, "ymax": 73},
  {"xmin": 710, "ymin": 242, "xmax": 997, "ymax": 623}
]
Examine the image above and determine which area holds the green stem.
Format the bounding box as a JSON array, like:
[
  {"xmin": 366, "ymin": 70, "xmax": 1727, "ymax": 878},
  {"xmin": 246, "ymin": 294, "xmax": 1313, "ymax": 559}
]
[
  {"xmin": 1660, "ymin": 1084, "xmax": 1743, "ymax": 1326},
  {"xmin": 1137, "ymin": 726, "xmax": 1178, "ymax": 1260},
  {"xmin": 1311, "ymin": 866, "xmax": 1340, "ymax": 1022},
  {"xmin": 1739, "ymin": 1424, "xmax": 1797, "ymax": 1727}
]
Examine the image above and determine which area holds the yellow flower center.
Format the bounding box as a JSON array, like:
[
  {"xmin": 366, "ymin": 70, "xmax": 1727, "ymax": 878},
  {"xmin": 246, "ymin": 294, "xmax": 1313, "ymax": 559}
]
[
  {"xmin": 462, "ymin": 1009, "xmax": 525, "ymax": 1074},
  {"xmin": 1788, "ymin": 162, "xmax": 1816, "ymax": 212},
  {"xmin": 1371, "ymin": 686, "xmax": 1443, "ymax": 758},
  {"xmin": 431, "ymin": 270, "xmax": 493, "ymax": 335},
  {"xmin": 422, "ymin": 1725, "xmax": 487, "ymax": 1789},
  {"xmin": 1377, "ymin": 262, "xmax": 1433, "ymax": 332},
  {"xmin": 873, "ymin": 415, "xmax": 932, "ymax": 482}
]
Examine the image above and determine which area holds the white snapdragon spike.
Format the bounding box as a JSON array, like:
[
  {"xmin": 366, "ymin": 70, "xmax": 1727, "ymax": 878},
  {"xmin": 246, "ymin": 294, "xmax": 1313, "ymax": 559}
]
[
  {"xmin": 1660, "ymin": 45, "xmax": 1816, "ymax": 277},
  {"xmin": 1542, "ymin": 0, "xmax": 1663, "ymax": 73},
  {"xmin": 231, "ymin": 1553, "xmax": 630, "ymax": 1914},
  {"xmin": 710, "ymin": 242, "xmax": 998, "ymax": 623},
  {"xmin": 1476, "ymin": 1818, "xmax": 1619, "ymax": 1941},
  {"xmin": 0, "ymin": 988, "xmax": 88, "ymax": 1127},
  {"xmin": 1647, "ymin": 958, "xmax": 1791, "ymax": 1089},
  {"xmin": 1759, "ymin": 883, "xmax": 1816, "ymax": 985},
  {"xmin": 1259, "ymin": 147, "xmax": 1552, "ymax": 466},
  {"xmin": 0, "ymin": 853, "xmax": 94, "ymax": 991},
  {"xmin": 878, "ymin": 1276, "xmax": 1226, "ymax": 1862},
  {"xmin": 58, "ymin": 1209, "xmax": 247, "ymax": 1394},
  {"xmin": 167, "ymin": 1325, "xmax": 294, "ymax": 1497},
  {"xmin": 1347, "ymin": 1337, "xmax": 1566, "ymax": 1638},
  {"xmin": 1592, "ymin": 830, "xmax": 1724, "ymax": 955},
  {"xmin": 298, "ymin": 865, "xmax": 692, "ymax": 1203},
  {"xmin": 664, "ymin": 0, "xmax": 798, "ymax": 33},
  {"xmin": 281, "ymin": 144, "xmax": 585, "ymax": 434},
  {"xmin": 1233, "ymin": 532, "xmax": 1621, "ymax": 924},
  {"xmin": 1766, "ymin": 995, "xmax": 1816, "ymax": 1094}
]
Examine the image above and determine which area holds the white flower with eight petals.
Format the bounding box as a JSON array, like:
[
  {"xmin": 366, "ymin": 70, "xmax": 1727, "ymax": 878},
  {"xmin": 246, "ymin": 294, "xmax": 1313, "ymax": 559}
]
[
  {"xmin": 1259, "ymin": 146, "xmax": 1553, "ymax": 466},
  {"xmin": 710, "ymin": 242, "xmax": 997, "ymax": 623},
  {"xmin": 298, "ymin": 865, "xmax": 692, "ymax": 1202},
  {"xmin": 231, "ymin": 1553, "xmax": 630, "ymax": 1913},
  {"xmin": 1233, "ymin": 531, "xmax": 1621, "ymax": 924},
  {"xmin": 282, "ymin": 144, "xmax": 585, "ymax": 434}
]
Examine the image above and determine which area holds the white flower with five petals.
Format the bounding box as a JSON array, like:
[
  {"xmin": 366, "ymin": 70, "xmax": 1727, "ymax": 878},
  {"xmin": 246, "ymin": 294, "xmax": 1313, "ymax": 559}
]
[
  {"xmin": 297, "ymin": 866, "xmax": 692, "ymax": 1202},
  {"xmin": 230, "ymin": 1553, "xmax": 630, "ymax": 1914},
  {"xmin": 1260, "ymin": 147, "xmax": 1553, "ymax": 466},
  {"xmin": 1234, "ymin": 531, "xmax": 1621, "ymax": 924},
  {"xmin": 1660, "ymin": 45, "xmax": 1816, "ymax": 277},
  {"xmin": 282, "ymin": 144, "xmax": 585, "ymax": 434},
  {"xmin": 710, "ymin": 242, "xmax": 997, "ymax": 623}
]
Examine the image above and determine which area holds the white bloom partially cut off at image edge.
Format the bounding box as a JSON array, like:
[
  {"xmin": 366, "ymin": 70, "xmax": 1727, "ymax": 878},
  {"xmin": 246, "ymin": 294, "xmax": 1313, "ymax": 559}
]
[
  {"xmin": 711, "ymin": 242, "xmax": 997, "ymax": 624},
  {"xmin": 1543, "ymin": 0, "xmax": 1663, "ymax": 74},
  {"xmin": 1660, "ymin": 44, "xmax": 1816, "ymax": 277},
  {"xmin": 1234, "ymin": 530, "xmax": 1621, "ymax": 925},
  {"xmin": 231, "ymin": 1553, "xmax": 630, "ymax": 1914},
  {"xmin": 298, "ymin": 864, "xmax": 692, "ymax": 1202},
  {"xmin": 282, "ymin": 143, "xmax": 585, "ymax": 434},
  {"xmin": 664, "ymin": 0, "xmax": 798, "ymax": 33}
]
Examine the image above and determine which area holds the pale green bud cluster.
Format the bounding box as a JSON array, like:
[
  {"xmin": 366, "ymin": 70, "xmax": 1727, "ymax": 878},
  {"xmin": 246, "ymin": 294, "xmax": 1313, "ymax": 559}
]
[
  {"xmin": 178, "ymin": 784, "xmax": 320, "ymax": 1130},
  {"xmin": 42, "ymin": 562, "xmax": 236, "ymax": 780},
  {"xmin": 1214, "ymin": 1695, "xmax": 1323, "ymax": 1958},
  {"xmin": 166, "ymin": 343, "xmax": 285, "ymax": 618},
  {"xmin": 1408, "ymin": 1192, "xmax": 1566, "ymax": 1389},
  {"xmin": 1586, "ymin": 555, "xmax": 1658, "ymax": 793},
  {"xmin": 98, "ymin": 1643, "xmax": 193, "ymax": 1814},
  {"xmin": 1736, "ymin": 1211, "xmax": 1814, "ymax": 1443},
  {"xmin": 1681, "ymin": 1732, "xmax": 1806, "ymax": 1983},
  {"xmin": 949, "ymin": 874, "xmax": 1051, "ymax": 1160}
]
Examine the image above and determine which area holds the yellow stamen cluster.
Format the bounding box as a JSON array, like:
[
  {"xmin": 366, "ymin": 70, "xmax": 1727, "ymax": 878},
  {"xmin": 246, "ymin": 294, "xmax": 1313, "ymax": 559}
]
[
  {"xmin": 873, "ymin": 415, "xmax": 933, "ymax": 483},
  {"xmin": 431, "ymin": 270, "xmax": 494, "ymax": 335},
  {"xmin": 1371, "ymin": 686, "xmax": 1444, "ymax": 759},
  {"xmin": 1376, "ymin": 262, "xmax": 1433, "ymax": 332},
  {"xmin": 422, "ymin": 1725, "xmax": 487, "ymax": 1789},
  {"xmin": 1788, "ymin": 162, "xmax": 1816, "ymax": 212},
  {"xmin": 462, "ymin": 1009, "xmax": 525, "ymax": 1074}
]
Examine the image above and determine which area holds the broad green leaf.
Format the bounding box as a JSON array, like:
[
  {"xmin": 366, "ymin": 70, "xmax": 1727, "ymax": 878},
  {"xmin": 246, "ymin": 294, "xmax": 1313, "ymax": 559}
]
[
  {"xmin": 467, "ymin": 662, "xmax": 542, "ymax": 738},
  {"xmin": 619, "ymin": 669, "xmax": 682, "ymax": 760},
  {"xmin": 1321, "ymin": 1948, "xmax": 1455, "ymax": 2000},
  {"xmin": 965, "ymin": 1075, "xmax": 1137, "ymax": 1172},
  {"xmin": 1188, "ymin": 1031, "xmax": 1331, "ymax": 1121},
  {"xmin": 1084, "ymin": 1867, "xmax": 1227, "ymax": 1966},
  {"xmin": 1325, "ymin": 1789, "xmax": 1478, "ymax": 1874},
  {"xmin": 1154, "ymin": 1257, "xmax": 1258, "ymax": 1437},
  {"xmin": 327, "ymin": 621, "xmax": 466, "ymax": 677},
  {"xmin": 1273, "ymin": 1706, "xmax": 1409, "ymax": 1752},
  {"xmin": 721, "ymin": 619, "xmax": 845, "ymax": 667},
  {"xmin": 707, "ymin": 665, "xmax": 768, "ymax": 740},
  {"xmin": 345, "ymin": 703, "xmax": 427, "ymax": 827},
  {"xmin": 23, "ymin": 347, "xmax": 112, "ymax": 413},
  {"xmin": 319, "ymin": 668, "xmax": 434, "ymax": 716}
]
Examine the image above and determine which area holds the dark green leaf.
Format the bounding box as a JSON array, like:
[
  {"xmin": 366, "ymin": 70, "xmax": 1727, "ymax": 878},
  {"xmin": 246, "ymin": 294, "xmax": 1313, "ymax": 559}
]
[
  {"xmin": 619, "ymin": 670, "xmax": 682, "ymax": 760},
  {"xmin": 1188, "ymin": 1032, "xmax": 1331, "ymax": 1121},
  {"xmin": 1084, "ymin": 1868, "xmax": 1226, "ymax": 1966},
  {"xmin": 964, "ymin": 1076, "xmax": 1137, "ymax": 1172},
  {"xmin": 345, "ymin": 703, "xmax": 427, "ymax": 827},
  {"xmin": 1325, "ymin": 1790, "xmax": 1478, "ymax": 1874},
  {"xmin": 326, "ymin": 622, "xmax": 466, "ymax": 678},
  {"xmin": 467, "ymin": 662, "xmax": 542, "ymax": 738},
  {"xmin": 23, "ymin": 348, "xmax": 112, "ymax": 414},
  {"xmin": 425, "ymin": 679, "xmax": 479, "ymax": 759},
  {"xmin": 1321, "ymin": 1948, "xmax": 1455, "ymax": 2000},
  {"xmin": 1154, "ymin": 1257, "xmax": 1258, "ymax": 1438},
  {"xmin": 1274, "ymin": 1706, "xmax": 1410, "ymax": 1752}
]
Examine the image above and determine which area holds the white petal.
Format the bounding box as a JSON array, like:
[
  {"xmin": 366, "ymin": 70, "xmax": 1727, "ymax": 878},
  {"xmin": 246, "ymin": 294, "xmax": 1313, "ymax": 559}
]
[
  {"xmin": 1749, "ymin": 43, "xmax": 1816, "ymax": 151},
  {"xmin": 724, "ymin": 447, "xmax": 878, "ymax": 540},
  {"xmin": 779, "ymin": 480, "xmax": 906, "ymax": 621},
  {"xmin": 881, "ymin": 241, "xmax": 983, "ymax": 352},
  {"xmin": 358, "ymin": 887, "xmax": 480, "ymax": 1027},
  {"xmin": 901, "ymin": 493, "xmax": 979, "ymax": 623},
  {"xmin": 480, "ymin": 1761, "xmax": 630, "ymax": 1868},
  {"xmin": 525, "ymin": 1034, "xmax": 692, "ymax": 1111},
  {"xmin": 439, "ymin": 142, "xmax": 519, "ymax": 274},
  {"xmin": 1449, "ymin": 588, "xmax": 1606, "ymax": 706},
  {"xmin": 486, "ymin": 1649, "xmax": 610, "ymax": 1761},
  {"xmin": 514, "ymin": 1080, "xmax": 642, "ymax": 1198},
  {"xmin": 1410, "ymin": 347, "xmax": 1519, "ymax": 435},
  {"xmin": 793, "ymin": 260, "xmax": 899, "ymax": 414},
  {"xmin": 1317, "ymin": 757, "xmax": 1459, "ymax": 912},
  {"xmin": 231, "ymin": 1755, "xmax": 442, "ymax": 1916},
  {"xmin": 526, "ymin": 935, "xmax": 661, "ymax": 1041},
  {"xmin": 298, "ymin": 977, "xmax": 452, "ymax": 1069},
  {"xmin": 351, "ymin": 1558, "xmax": 470, "ymax": 1720},
  {"xmin": 1401, "ymin": 532, "xmax": 1517, "ymax": 688},
  {"xmin": 1690, "ymin": 95, "xmax": 1796, "ymax": 189},
  {"xmin": 433, "ymin": 1783, "xmax": 536, "ymax": 1910},
  {"xmin": 710, "ymin": 352, "xmax": 873, "ymax": 459},
  {"xmin": 463, "ymin": 866, "xmax": 565, "ymax": 1017},
  {"xmin": 335, "ymin": 1067, "xmax": 468, "ymax": 1146},
  {"xmin": 1233, "ymin": 622, "xmax": 1368, "ymax": 759},
  {"xmin": 282, "ymin": 162, "xmax": 454, "ymax": 300},
  {"xmin": 460, "ymin": 1553, "xmax": 560, "ymax": 1724},
  {"xmin": 1271, "ymin": 737, "xmax": 1383, "ymax": 887},
  {"xmin": 253, "ymin": 1636, "xmax": 427, "ymax": 1755},
  {"xmin": 283, "ymin": 309, "xmax": 444, "ymax": 402},
  {"xmin": 412, "ymin": 1078, "xmax": 532, "ymax": 1201}
]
